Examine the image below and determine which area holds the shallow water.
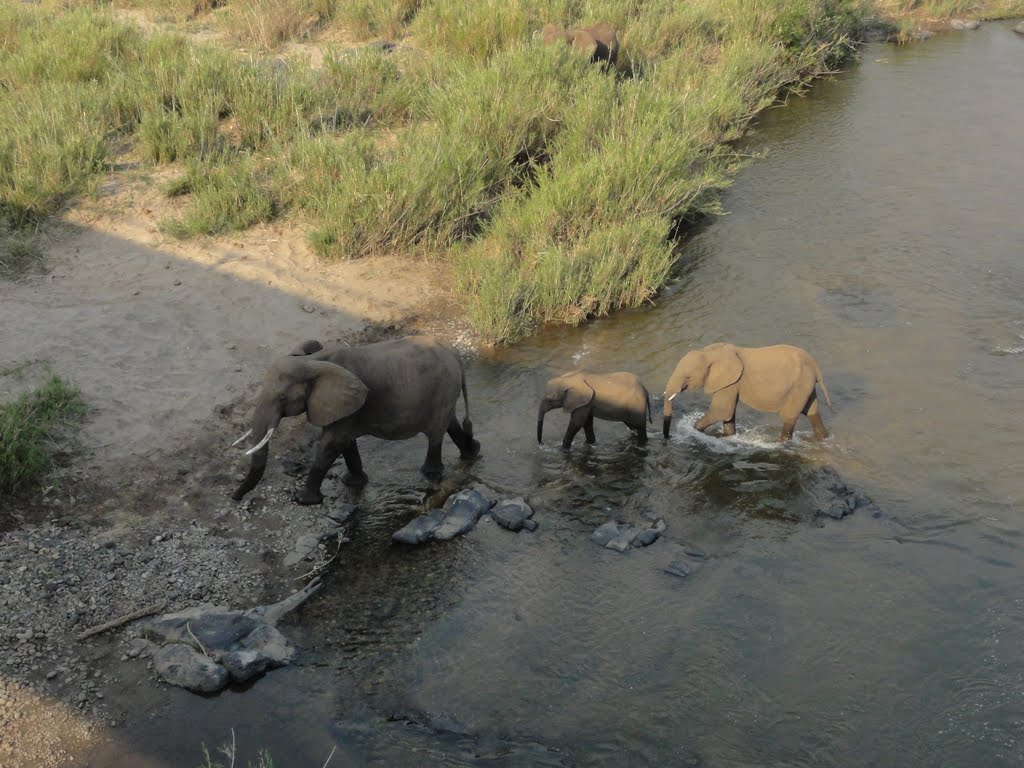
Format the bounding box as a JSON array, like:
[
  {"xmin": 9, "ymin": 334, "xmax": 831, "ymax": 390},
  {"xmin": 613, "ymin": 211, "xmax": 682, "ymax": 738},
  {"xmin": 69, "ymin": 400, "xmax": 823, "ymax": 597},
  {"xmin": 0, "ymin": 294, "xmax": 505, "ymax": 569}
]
[{"xmin": 96, "ymin": 22, "xmax": 1024, "ymax": 767}]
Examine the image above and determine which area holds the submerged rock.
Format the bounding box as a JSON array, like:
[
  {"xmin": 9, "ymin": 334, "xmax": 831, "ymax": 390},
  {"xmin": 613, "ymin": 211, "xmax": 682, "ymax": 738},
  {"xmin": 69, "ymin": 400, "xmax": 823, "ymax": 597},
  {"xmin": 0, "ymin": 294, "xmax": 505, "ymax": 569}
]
[
  {"xmin": 392, "ymin": 508, "xmax": 447, "ymax": 545},
  {"xmin": 1015, "ymin": 21, "xmax": 1024, "ymax": 35},
  {"xmin": 949, "ymin": 19, "xmax": 980, "ymax": 30},
  {"xmin": 591, "ymin": 521, "xmax": 621, "ymax": 547},
  {"xmin": 491, "ymin": 498, "xmax": 536, "ymax": 532},
  {"xmin": 139, "ymin": 578, "xmax": 322, "ymax": 693},
  {"xmin": 434, "ymin": 498, "xmax": 486, "ymax": 541},
  {"xmin": 664, "ymin": 559, "xmax": 692, "ymax": 578},
  {"xmin": 393, "ymin": 487, "xmax": 497, "ymax": 545},
  {"xmin": 592, "ymin": 519, "xmax": 666, "ymax": 552},
  {"xmin": 153, "ymin": 643, "xmax": 229, "ymax": 694}
]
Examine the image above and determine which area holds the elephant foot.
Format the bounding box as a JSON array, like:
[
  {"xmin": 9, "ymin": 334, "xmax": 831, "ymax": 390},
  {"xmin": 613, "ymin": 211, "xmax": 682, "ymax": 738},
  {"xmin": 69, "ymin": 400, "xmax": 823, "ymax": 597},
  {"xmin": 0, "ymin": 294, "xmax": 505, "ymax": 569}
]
[
  {"xmin": 419, "ymin": 464, "xmax": 444, "ymax": 482},
  {"xmin": 460, "ymin": 439, "xmax": 481, "ymax": 459},
  {"xmin": 295, "ymin": 488, "xmax": 324, "ymax": 506},
  {"xmin": 342, "ymin": 471, "xmax": 369, "ymax": 489}
]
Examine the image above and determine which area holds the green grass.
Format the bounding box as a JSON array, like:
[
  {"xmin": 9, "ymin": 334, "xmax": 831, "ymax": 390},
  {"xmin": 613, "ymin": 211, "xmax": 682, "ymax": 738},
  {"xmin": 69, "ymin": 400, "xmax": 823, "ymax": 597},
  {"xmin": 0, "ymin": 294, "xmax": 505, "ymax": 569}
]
[
  {"xmin": 162, "ymin": 156, "xmax": 281, "ymax": 237},
  {"xmin": 5, "ymin": 0, "xmax": 1017, "ymax": 338},
  {"xmin": 0, "ymin": 375, "xmax": 85, "ymax": 497}
]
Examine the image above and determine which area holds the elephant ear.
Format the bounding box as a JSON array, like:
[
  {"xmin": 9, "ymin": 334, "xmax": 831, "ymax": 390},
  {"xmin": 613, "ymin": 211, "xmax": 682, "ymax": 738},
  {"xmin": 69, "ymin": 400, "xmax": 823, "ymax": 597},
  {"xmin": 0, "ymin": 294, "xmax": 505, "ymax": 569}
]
[
  {"xmin": 704, "ymin": 345, "xmax": 743, "ymax": 393},
  {"xmin": 305, "ymin": 361, "xmax": 368, "ymax": 427},
  {"xmin": 563, "ymin": 380, "xmax": 596, "ymax": 413},
  {"xmin": 289, "ymin": 339, "xmax": 324, "ymax": 356}
]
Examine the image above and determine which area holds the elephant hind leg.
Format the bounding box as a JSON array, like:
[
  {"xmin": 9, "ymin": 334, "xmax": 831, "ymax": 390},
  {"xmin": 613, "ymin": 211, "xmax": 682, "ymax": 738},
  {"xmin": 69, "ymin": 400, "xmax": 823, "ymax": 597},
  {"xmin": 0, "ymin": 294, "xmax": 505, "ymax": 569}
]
[
  {"xmin": 803, "ymin": 394, "xmax": 829, "ymax": 440},
  {"xmin": 584, "ymin": 412, "xmax": 597, "ymax": 444},
  {"xmin": 421, "ymin": 434, "xmax": 445, "ymax": 481},
  {"xmin": 447, "ymin": 414, "xmax": 480, "ymax": 459},
  {"xmin": 562, "ymin": 408, "xmax": 589, "ymax": 450}
]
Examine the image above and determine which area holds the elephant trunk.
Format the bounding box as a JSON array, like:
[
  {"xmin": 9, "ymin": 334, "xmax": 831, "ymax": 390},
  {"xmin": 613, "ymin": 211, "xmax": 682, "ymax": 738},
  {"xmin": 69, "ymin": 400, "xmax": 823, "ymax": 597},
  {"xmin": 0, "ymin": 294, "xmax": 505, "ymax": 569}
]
[
  {"xmin": 232, "ymin": 405, "xmax": 281, "ymax": 501},
  {"xmin": 537, "ymin": 399, "xmax": 556, "ymax": 444},
  {"xmin": 662, "ymin": 367, "xmax": 689, "ymax": 439}
]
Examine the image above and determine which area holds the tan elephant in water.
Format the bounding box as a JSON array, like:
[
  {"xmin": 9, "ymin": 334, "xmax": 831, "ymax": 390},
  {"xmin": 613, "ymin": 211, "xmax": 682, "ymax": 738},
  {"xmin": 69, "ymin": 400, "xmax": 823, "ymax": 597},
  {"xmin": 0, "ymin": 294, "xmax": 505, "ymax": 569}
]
[
  {"xmin": 662, "ymin": 343, "xmax": 832, "ymax": 442},
  {"xmin": 537, "ymin": 371, "xmax": 651, "ymax": 449},
  {"xmin": 231, "ymin": 336, "xmax": 479, "ymax": 505},
  {"xmin": 541, "ymin": 22, "xmax": 619, "ymax": 68}
]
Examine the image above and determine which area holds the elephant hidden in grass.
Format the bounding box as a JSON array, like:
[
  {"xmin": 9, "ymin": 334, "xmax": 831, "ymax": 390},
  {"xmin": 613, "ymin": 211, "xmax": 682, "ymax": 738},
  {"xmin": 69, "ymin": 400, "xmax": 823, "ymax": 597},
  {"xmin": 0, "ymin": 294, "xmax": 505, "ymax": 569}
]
[
  {"xmin": 662, "ymin": 343, "xmax": 832, "ymax": 442},
  {"xmin": 537, "ymin": 371, "xmax": 652, "ymax": 450},
  {"xmin": 541, "ymin": 22, "xmax": 619, "ymax": 68},
  {"xmin": 231, "ymin": 336, "xmax": 480, "ymax": 505}
]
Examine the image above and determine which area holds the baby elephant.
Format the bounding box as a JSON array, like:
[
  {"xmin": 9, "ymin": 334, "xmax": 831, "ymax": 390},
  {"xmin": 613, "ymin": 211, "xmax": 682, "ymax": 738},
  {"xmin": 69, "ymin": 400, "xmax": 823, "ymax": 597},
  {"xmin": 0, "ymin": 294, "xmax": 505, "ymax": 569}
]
[
  {"xmin": 663, "ymin": 343, "xmax": 832, "ymax": 442},
  {"xmin": 541, "ymin": 22, "xmax": 619, "ymax": 67},
  {"xmin": 538, "ymin": 371, "xmax": 652, "ymax": 449}
]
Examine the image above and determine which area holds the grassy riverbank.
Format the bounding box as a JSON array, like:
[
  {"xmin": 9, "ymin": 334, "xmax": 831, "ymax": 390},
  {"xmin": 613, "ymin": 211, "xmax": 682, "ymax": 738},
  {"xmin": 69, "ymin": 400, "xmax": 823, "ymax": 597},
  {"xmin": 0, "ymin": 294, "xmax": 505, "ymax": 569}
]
[{"xmin": 1, "ymin": 0, "xmax": 1018, "ymax": 340}]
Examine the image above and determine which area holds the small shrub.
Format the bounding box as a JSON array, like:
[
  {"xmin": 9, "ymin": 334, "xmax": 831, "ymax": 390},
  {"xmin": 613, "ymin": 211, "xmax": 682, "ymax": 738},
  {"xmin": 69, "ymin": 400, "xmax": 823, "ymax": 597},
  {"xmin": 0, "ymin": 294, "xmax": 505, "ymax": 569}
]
[
  {"xmin": 0, "ymin": 375, "xmax": 85, "ymax": 497},
  {"xmin": 0, "ymin": 223, "xmax": 44, "ymax": 280},
  {"xmin": 229, "ymin": 0, "xmax": 318, "ymax": 50},
  {"xmin": 333, "ymin": 0, "xmax": 424, "ymax": 39},
  {"xmin": 162, "ymin": 157, "xmax": 281, "ymax": 237}
]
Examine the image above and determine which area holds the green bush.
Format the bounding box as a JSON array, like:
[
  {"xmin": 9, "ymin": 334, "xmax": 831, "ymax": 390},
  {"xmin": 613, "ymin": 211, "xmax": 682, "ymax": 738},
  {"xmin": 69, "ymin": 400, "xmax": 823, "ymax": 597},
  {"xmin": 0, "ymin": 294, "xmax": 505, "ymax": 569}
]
[{"xmin": 0, "ymin": 375, "xmax": 85, "ymax": 497}]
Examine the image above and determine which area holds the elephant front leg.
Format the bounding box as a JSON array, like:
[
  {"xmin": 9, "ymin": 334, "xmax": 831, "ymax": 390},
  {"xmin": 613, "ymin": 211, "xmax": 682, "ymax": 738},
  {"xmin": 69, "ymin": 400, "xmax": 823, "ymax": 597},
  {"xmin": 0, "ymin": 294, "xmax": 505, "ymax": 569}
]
[
  {"xmin": 340, "ymin": 440, "xmax": 369, "ymax": 488},
  {"xmin": 298, "ymin": 435, "xmax": 347, "ymax": 505},
  {"xmin": 584, "ymin": 412, "xmax": 597, "ymax": 444},
  {"xmin": 696, "ymin": 390, "xmax": 739, "ymax": 436}
]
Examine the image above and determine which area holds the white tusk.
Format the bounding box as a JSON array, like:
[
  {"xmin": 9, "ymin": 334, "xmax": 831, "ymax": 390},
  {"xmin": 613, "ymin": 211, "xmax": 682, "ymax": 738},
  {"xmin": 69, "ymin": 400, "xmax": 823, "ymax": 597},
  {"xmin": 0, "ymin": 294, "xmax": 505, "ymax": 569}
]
[
  {"xmin": 231, "ymin": 429, "xmax": 253, "ymax": 447},
  {"xmin": 244, "ymin": 427, "xmax": 274, "ymax": 456},
  {"xmin": 668, "ymin": 393, "xmax": 677, "ymax": 401}
]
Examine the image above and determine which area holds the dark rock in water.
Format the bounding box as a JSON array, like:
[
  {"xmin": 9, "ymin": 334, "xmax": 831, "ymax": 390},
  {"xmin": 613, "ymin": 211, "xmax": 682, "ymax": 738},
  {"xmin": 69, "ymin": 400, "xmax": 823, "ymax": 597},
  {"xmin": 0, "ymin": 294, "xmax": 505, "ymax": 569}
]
[
  {"xmin": 491, "ymin": 498, "xmax": 535, "ymax": 532},
  {"xmin": 392, "ymin": 508, "xmax": 446, "ymax": 545},
  {"xmin": 443, "ymin": 487, "xmax": 496, "ymax": 514},
  {"xmin": 591, "ymin": 521, "xmax": 620, "ymax": 546},
  {"xmin": 683, "ymin": 545, "xmax": 707, "ymax": 560},
  {"xmin": 141, "ymin": 611, "xmax": 261, "ymax": 651},
  {"xmin": 1015, "ymin": 22, "xmax": 1024, "ymax": 35},
  {"xmin": 949, "ymin": 19, "xmax": 980, "ymax": 30},
  {"xmin": 632, "ymin": 528, "xmax": 661, "ymax": 547},
  {"xmin": 153, "ymin": 643, "xmax": 228, "ymax": 693},
  {"xmin": 523, "ymin": 518, "xmax": 539, "ymax": 532},
  {"xmin": 664, "ymin": 559, "xmax": 692, "ymax": 578},
  {"xmin": 325, "ymin": 503, "xmax": 357, "ymax": 525},
  {"xmin": 434, "ymin": 498, "xmax": 485, "ymax": 541},
  {"xmin": 220, "ymin": 649, "xmax": 275, "ymax": 684}
]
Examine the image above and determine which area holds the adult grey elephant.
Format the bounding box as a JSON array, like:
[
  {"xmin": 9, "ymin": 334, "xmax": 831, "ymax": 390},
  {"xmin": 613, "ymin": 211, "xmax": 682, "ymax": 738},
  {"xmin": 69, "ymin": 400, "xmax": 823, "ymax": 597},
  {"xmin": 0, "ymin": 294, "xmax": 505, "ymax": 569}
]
[
  {"xmin": 231, "ymin": 336, "xmax": 480, "ymax": 505},
  {"xmin": 541, "ymin": 22, "xmax": 619, "ymax": 68},
  {"xmin": 537, "ymin": 371, "xmax": 651, "ymax": 449},
  {"xmin": 662, "ymin": 343, "xmax": 832, "ymax": 442}
]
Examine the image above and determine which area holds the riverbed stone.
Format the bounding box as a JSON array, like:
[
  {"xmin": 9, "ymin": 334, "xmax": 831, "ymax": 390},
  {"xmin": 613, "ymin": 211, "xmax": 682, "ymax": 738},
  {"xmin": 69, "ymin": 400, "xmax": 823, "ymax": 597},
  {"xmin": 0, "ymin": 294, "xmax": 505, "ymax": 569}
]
[
  {"xmin": 664, "ymin": 559, "xmax": 692, "ymax": 578},
  {"xmin": 153, "ymin": 644, "xmax": 227, "ymax": 693},
  {"xmin": 949, "ymin": 18, "xmax": 979, "ymax": 30},
  {"xmin": 606, "ymin": 527, "xmax": 639, "ymax": 553},
  {"xmin": 434, "ymin": 498, "xmax": 485, "ymax": 541},
  {"xmin": 443, "ymin": 487, "xmax": 496, "ymax": 515},
  {"xmin": 491, "ymin": 498, "xmax": 535, "ymax": 532},
  {"xmin": 632, "ymin": 528, "xmax": 661, "ymax": 547},
  {"xmin": 392, "ymin": 508, "xmax": 447, "ymax": 545},
  {"xmin": 591, "ymin": 521, "xmax": 621, "ymax": 546},
  {"xmin": 1015, "ymin": 21, "xmax": 1024, "ymax": 35}
]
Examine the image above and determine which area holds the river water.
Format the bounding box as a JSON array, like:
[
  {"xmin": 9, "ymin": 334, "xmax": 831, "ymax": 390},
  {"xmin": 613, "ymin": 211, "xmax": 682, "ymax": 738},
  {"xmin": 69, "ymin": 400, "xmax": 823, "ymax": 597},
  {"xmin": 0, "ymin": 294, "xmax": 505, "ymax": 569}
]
[{"xmin": 96, "ymin": 22, "xmax": 1024, "ymax": 767}]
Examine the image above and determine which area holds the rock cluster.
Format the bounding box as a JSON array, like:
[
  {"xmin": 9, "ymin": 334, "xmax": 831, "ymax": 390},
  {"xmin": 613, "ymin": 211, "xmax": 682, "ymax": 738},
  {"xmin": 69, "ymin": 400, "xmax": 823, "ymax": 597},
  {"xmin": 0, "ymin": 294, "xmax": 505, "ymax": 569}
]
[
  {"xmin": 140, "ymin": 578, "xmax": 322, "ymax": 694},
  {"xmin": 591, "ymin": 519, "xmax": 666, "ymax": 552},
  {"xmin": 392, "ymin": 487, "xmax": 537, "ymax": 545}
]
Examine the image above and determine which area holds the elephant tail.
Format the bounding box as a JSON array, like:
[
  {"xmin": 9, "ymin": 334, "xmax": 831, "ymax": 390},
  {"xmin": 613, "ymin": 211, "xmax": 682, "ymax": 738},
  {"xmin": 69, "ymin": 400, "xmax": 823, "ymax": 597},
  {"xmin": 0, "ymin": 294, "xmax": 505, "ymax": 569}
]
[
  {"xmin": 460, "ymin": 364, "xmax": 474, "ymax": 438},
  {"xmin": 814, "ymin": 362, "xmax": 833, "ymax": 412}
]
